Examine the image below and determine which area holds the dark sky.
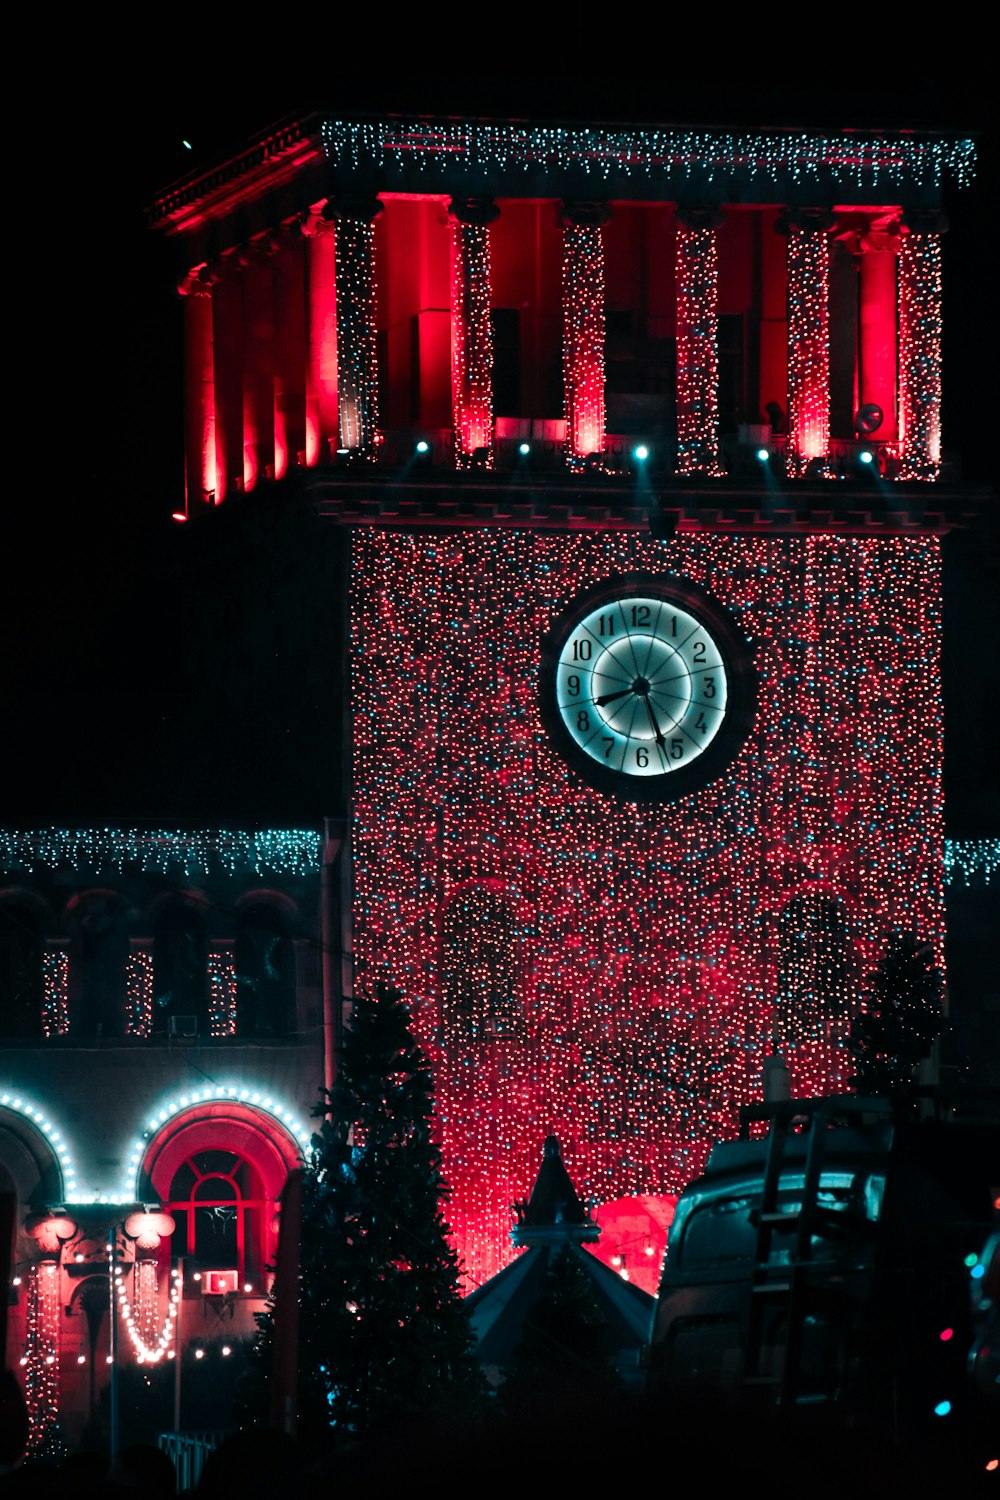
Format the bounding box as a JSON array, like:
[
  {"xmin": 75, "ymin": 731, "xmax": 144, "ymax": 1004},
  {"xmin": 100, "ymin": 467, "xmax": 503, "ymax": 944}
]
[{"xmin": 9, "ymin": 60, "xmax": 996, "ymax": 828}]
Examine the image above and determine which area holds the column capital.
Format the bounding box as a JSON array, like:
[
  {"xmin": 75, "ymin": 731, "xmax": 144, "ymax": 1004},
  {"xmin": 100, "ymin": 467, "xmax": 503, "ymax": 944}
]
[
  {"xmin": 448, "ymin": 195, "xmax": 499, "ymax": 227},
  {"xmin": 301, "ymin": 200, "xmax": 337, "ymax": 238},
  {"xmin": 178, "ymin": 263, "xmax": 216, "ymax": 297},
  {"xmin": 328, "ymin": 194, "xmax": 384, "ymax": 225},
  {"xmin": 676, "ymin": 204, "xmax": 724, "ymax": 231},
  {"xmin": 775, "ymin": 207, "xmax": 835, "ymax": 236},
  {"xmin": 560, "ymin": 200, "xmax": 611, "ymax": 229}
]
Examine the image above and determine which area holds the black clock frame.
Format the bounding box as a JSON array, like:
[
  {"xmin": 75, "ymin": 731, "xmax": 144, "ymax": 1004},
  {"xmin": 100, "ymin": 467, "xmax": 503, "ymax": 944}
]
[{"xmin": 539, "ymin": 571, "xmax": 758, "ymax": 802}]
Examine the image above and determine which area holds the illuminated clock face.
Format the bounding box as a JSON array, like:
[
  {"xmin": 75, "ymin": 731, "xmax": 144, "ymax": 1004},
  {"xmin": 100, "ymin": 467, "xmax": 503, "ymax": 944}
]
[{"xmin": 542, "ymin": 576, "xmax": 755, "ymax": 800}]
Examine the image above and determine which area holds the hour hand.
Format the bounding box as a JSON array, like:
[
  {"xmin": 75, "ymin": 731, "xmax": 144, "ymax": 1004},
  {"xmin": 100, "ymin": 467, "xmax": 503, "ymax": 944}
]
[{"xmin": 594, "ymin": 687, "xmax": 634, "ymax": 707}]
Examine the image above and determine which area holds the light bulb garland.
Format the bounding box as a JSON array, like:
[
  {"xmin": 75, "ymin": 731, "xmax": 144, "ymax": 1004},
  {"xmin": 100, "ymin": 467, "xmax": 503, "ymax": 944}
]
[
  {"xmin": 897, "ymin": 230, "xmax": 943, "ymax": 481},
  {"xmin": 786, "ymin": 223, "xmax": 831, "ymax": 476},
  {"xmin": 0, "ymin": 1092, "xmax": 76, "ymax": 1198},
  {"xmin": 125, "ymin": 950, "xmax": 154, "ymax": 1037},
  {"xmin": 125, "ymin": 1084, "xmax": 311, "ymax": 1201},
  {"xmin": 562, "ymin": 221, "xmax": 606, "ymax": 465},
  {"xmin": 451, "ymin": 213, "xmax": 495, "ymax": 467},
  {"xmin": 675, "ymin": 216, "xmax": 725, "ymax": 477},
  {"xmin": 351, "ymin": 527, "xmax": 945, "ymax": 1286},
  {"xmin": 112, "ymin": 1259, "xmax": 180, "ymax": 1364},
  {"xmin": 322, "ymin": 120, "xmax": 976, "ymax": 193},
  {"xmin": 22, "ymin": 1262, "xmax": 61, "ymax": 1456},
  {"xmin": 41, "ymin": 950, "xmax": 70, "ymax": 1038},
  {"xmin": 334, "ymin": 209, "xmax": 381, "ymax": 457},
  {"xmin": 208, "ymin": 951, "xmax": 238, "ymax": 1036}
]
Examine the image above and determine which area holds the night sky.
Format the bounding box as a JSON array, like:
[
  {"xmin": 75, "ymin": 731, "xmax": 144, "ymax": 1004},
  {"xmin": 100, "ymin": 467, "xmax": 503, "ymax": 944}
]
[{"xmin": 8, "ymin": 57, "xmax": 996, "ymax": 830}]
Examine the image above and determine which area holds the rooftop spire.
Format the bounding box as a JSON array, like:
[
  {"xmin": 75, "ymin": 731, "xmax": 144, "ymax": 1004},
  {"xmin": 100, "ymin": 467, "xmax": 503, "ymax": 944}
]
[{"xmin": 511, "ymin": 1136, "xmax": 600, "ymax": 1248}]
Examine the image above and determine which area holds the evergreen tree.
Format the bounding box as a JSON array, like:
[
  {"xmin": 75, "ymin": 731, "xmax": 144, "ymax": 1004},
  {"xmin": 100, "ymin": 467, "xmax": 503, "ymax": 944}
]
[
  {"xmin": 253, "ymin": 981, "xmax": 483, "ymax": 1446},
  {"xmin": 847, "ymin": 932, "xmax": 944, "ymax": 1096}
]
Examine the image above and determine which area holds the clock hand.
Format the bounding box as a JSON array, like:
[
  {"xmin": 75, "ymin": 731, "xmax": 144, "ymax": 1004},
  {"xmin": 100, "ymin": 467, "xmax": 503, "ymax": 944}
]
[
  {"xmin": 594, "ymin": 687, "xmax": 634, "ymax": 707},
  {"xmin": 643, "ymin": 697, "xmax": 665, "ymax": 747}
]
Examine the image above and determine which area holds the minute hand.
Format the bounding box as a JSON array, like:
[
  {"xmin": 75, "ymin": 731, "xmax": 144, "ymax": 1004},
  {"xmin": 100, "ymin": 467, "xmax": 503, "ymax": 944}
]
[{"xmin": 644, "ymin": 697, "xmax": 665, "ymax": 747}]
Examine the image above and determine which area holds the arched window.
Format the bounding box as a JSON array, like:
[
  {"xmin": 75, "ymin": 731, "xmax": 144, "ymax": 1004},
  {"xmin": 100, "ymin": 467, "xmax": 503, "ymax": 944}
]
[
  {"xmin": 153, "ymin": 900, "xmax": 208, "ymax": 1034},
  {"xmin": 776, "ymin": 893, "xmax": 851, "ymax": 1044},
  {"xmin": 70, "ymin": 890, "xmax": 129, "ymax": 1037},
  {"xmin": 441, "ymin": 884, "xmax": 522, "ymax": 1047},
  {"xmin": 235, "ymin": 903, "xmax": 296, "ymax": 1036},
  {"xmin": 141, "ymin": 1107, "xmax": 300, "ymax": 1291},
  {"xmin": 0, "ymin": 895, "xmax": 43, "ymax": 1037},
  {"xmin": 164, "ymin": 1147, "xmax": 265, "ymax": 1281}
]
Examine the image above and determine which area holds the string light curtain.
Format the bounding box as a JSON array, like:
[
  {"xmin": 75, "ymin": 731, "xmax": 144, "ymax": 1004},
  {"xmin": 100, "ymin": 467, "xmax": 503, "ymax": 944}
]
[
  {"xmin": 125, "ymin": 949, "xmax": 154, "ymax": 1037},
  {"xmin": 675, "ymin": 208, "xmax": 725, "ymax": 476},
  {"xmin": 23, "ymin": 1262, "xmax": 60, "ymax": 1455},
  {"xmin": 561, "ymin": 205, "xmax": 608, "ymax": 466},
  {"xmin": 351, "ymin": 527, "xmax": 945, "ymax": 1286},
  {"xmin": 41, "ymin": 950, "xmax": 69, "ymax": 1038},
  {"xmin": 785, "ymin": 212, "xmax": 832, "ymax": 475},
  {"xmin": 898, "ymin": 214, "xmax": 944, "ymax": 481},
  {"xmin": 333, "ymin": 198, "xmax": 383, "ymax": 458},
  {"xmin": 209, "ymin": 950, "xmax": 238, "ymax": 1036},
  {"xmin": 450, "ymin": 198, "xmax": 498, "ymax": 468}
]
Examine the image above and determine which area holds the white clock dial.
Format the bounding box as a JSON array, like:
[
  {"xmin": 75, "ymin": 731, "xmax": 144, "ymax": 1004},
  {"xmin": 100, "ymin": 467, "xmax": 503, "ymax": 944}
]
[{"xmin": 555, "ymin": 595, "xmax": 728, "ymax": 779}]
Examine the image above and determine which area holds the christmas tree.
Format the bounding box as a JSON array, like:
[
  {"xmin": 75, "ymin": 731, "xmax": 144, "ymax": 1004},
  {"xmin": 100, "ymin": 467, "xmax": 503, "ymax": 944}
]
[
  {"xmin": 253, "ymin": 981, "xmax": 483, "ymax": 1446},
  {"xmin": 847, "ymin": 932, "xmax": 944, "ymax": 1096}
]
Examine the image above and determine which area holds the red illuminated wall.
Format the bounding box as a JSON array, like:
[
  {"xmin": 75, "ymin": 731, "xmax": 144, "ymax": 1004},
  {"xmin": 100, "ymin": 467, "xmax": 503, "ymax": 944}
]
[{"xmin": 351, "ymin": 528, "xmax": 945, "ymax": 1287}]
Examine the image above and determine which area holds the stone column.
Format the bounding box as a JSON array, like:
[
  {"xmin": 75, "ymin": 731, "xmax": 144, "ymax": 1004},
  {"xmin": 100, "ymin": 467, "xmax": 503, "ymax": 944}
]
[
  {"xmin": 332, "ymin": 196, "xmax": 383, "ymax": 458},
  {"xmin": 242, "ymin": 239, "xmax": 276, "ymax": 489},
  {"xmin": 179, "ymin": 266, "xmax": 217, "ymax": 507},
  {"xmin": 857, "ymin": 217, "xmax": 901, "ymax": 443},
  {"xmin": 449, "ymin": 196, "xmax": 498, "ymax": 468},
  {"xmin": 561, "ymin": 202, "xmax": 609, "ymax": 467},
  {"xmin": 212, "ymin": 253, "xmax": 244, "ymax": 503},
  {"xmin": 271, "ymin": 224, "xmax": 308, "ymax": 478},
  {"xmin": 675, "ymin": 206, "xmax": 725, "ymax": 476},
  {"xmin": 303, "ymin": 207, "xmax": 339, "ymax": 466},
  {"xmin": 898, "ymin": 209, "xmax": 946, "ymax": 481},
  {"xmin": 782, "ymin": 209, "xmax": 833, "ymax": 476}
]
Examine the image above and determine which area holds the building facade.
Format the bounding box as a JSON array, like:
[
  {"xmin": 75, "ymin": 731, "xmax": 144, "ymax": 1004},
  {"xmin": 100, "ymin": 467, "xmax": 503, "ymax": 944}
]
[{"xmin": 3, "ymin": 111, "xmax": 993, "ymax": 1448}]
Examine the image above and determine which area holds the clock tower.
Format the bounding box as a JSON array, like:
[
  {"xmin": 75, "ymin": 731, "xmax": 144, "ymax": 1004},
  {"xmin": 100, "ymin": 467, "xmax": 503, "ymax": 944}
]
[{"xmin": 147, "ymin": 111, "xmax": 978, "ymax": 1287}]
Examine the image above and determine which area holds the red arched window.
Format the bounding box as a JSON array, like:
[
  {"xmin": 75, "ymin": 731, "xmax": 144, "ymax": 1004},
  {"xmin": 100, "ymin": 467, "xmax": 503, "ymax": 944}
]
[
  {"xmin": 141, "ymin": 1105, "xmax": 302, "ymax": 1290},
  {"xmin": 163, "ymin": 1148, "xmax": 266, "ymax": 1282}
]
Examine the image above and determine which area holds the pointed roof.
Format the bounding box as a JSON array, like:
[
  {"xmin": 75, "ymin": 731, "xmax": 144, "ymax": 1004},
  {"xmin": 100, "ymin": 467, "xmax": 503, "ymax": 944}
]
[
  {"xmin": 464, "ymin": 1136, "xmax": 655, "ymax": 1376},
  {"xmin": 511, "ymin": 1135, "xmax": 600, "ymax": 1248}
]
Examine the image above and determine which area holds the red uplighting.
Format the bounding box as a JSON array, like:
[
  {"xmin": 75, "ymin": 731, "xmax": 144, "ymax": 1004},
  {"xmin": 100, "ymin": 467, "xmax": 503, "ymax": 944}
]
[{"xmin": 939, "ymin": 1327, "xmax": 954, "ymax": 1341}]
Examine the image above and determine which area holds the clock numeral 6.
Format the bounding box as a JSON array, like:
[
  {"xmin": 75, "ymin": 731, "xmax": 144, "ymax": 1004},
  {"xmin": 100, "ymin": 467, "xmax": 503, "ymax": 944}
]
[{"xmin": 636, "ymin": 747, "xmax": 649, "ymax": 768}]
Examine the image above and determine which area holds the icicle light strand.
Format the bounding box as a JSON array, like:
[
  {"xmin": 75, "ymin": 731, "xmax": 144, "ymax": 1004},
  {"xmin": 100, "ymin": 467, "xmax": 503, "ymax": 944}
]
[{"xmin": 322, "ymin": 122, "xmax": 977, "ymax": 192}]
